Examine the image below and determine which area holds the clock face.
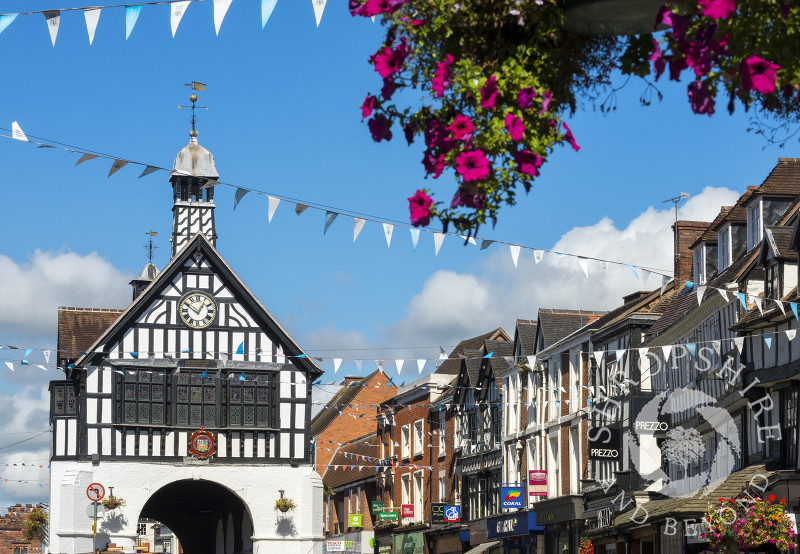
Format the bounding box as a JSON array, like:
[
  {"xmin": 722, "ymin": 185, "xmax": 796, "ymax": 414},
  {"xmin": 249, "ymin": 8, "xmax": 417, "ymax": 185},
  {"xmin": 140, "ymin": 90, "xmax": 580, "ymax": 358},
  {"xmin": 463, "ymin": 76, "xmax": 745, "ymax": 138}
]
[{"xmin": 179, "ymin": 292, "xmax": 217, "ymax": 329}]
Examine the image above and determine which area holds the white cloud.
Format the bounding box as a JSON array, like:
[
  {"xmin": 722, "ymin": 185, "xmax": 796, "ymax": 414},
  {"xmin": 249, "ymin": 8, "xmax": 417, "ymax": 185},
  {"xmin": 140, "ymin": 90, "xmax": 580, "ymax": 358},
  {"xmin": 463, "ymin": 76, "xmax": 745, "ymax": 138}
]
[{"xmin": 0, "ymin": 250, "xmax": 131, "ymax": 346}]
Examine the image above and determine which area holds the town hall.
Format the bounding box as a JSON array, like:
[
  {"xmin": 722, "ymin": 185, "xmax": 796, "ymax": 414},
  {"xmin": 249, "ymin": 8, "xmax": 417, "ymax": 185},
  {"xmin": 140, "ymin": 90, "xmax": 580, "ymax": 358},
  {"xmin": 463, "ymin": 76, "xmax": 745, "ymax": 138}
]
[{"xmin": 48, "ymin": 98, "xmax": 324, "ymax": 554}]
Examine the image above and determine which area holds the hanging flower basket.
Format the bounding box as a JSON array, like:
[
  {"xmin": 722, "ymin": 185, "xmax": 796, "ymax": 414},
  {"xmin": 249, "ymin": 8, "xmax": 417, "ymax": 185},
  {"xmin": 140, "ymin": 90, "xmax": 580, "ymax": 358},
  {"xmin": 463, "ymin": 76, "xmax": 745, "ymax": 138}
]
[
  {"xmin": 702, "ymin": 495, "xmax": 797, "ymax": 552},
  {"xmin": 275, "ymin": 497, "xmax": 296, "ymax": 513},
  {"xmin": 323, "ymin": 485, "xmax": 335, "ymax": 497},
  {"xmin": 579, "ymin": 537, "xmax": 594, "ymax": 554},
  {"xmin": 102, "ymin": 496, "xmax": 126, "ymax": 511},
  {"xmin": 22, "ymin": 509, "xmax": 48, "ymax": 541}
]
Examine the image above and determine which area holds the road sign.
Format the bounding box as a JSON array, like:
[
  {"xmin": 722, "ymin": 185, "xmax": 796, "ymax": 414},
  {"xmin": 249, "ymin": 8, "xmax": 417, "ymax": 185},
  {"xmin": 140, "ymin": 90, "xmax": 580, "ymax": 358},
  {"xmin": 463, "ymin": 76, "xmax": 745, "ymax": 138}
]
[
  {"xmin": 86, "ymin": 483, "xmax": 105, "ymax": 502},
  {"xmin": 378, "ymin": 511, "xmax": 398, "ymax": 521},
  {"xmin": 86, "ymin": 503, "xmax": 106, "ymax": 519}
]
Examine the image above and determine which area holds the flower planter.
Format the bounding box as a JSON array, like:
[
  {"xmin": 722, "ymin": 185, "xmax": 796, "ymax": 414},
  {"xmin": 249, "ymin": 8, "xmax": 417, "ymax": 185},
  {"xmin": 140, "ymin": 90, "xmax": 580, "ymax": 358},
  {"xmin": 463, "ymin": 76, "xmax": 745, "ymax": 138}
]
[{"xmin": 563, "ymin": 0, "xmax": 664, "ymax": 35}]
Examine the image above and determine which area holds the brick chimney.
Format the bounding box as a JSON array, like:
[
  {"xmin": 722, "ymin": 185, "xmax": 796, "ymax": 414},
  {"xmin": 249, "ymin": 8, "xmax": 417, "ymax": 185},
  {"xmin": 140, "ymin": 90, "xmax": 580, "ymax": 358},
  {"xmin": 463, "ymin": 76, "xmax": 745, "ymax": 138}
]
[{"xmin": 672, "ymin": 221, "xmax": 710, "ymax": 283}]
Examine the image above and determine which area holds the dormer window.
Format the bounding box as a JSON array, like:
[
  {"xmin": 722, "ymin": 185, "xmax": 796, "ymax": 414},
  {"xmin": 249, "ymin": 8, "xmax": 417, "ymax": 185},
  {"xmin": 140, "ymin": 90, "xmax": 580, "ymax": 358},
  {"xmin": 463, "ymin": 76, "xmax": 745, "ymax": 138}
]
[
  {"xmin": 748, "ymin": 196, "xmax": 794, "ymax": 251},
  {"xmin": 747, "ymin": 201, "xmax": 762, "ymax": 251},
  {"xmin": 692, "ymin": 242, "xmax": 718, "ymax": 285},
  {"xmin": 718, "ymin": 226, "xmax": 730, "ymax": 271}
]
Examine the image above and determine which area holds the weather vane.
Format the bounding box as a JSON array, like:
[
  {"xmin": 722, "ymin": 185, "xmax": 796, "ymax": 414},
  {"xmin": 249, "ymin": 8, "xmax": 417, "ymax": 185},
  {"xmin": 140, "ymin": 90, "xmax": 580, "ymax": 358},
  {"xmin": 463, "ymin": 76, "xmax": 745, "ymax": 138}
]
[
  {"xmin": 143, "ymin": 230, "xmax": 159, "ymax": 263},
  {"xmin": 179, "ymin": 81, "xmax": 208, "ymax": 136}
]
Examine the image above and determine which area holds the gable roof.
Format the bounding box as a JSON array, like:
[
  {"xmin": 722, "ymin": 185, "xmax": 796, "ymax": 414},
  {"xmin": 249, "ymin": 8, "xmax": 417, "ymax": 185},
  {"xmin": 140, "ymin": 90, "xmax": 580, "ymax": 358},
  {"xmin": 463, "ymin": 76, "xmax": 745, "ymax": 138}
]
[
  {"xmin": 435, "ymin": 327, "xmax": 510, "ymax": 375},
  {"xmin": 514, "ymin": 319, "xmax": 538, "ymax": 355},
  {"xmin": 711, "ymin": 187, "xmax": 756, "ymax": 232},
  {"xmin": 690, "ymin": 208, "xmax": 730, "ymax": 249},
  {"xmin": 763, "ymin": 226, "xmax": 796, "ymax": 262},
  {"xmin": 79, "ymin": 233, "xmax": 321, "ymax": 378},
  {"xmin": 537, "ymin": 309, "xmax": 606, "ymax": 349},
  {"xmin": 749, "ymin": 158, "xmax": 800, "ymax": 198},
  {"xmin": 310, "ymin": 371, "xmax": 389, "ymax": 436},
  {"xmin": 58, "ymin": 307, "xmax": 124, "ymax": 362},
  {"xmin": 321, "ymin": 432, "xmax": 379, "ymax": 488}
]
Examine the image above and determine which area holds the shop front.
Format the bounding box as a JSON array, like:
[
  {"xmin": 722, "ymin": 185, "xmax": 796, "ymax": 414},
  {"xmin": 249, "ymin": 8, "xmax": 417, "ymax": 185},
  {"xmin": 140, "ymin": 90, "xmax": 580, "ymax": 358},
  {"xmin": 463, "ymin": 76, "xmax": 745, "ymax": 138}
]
[
  {"xmin": 323, "ymin": 530, "xmax": 375, "ymax": 553},
  {"xmin": 533, "ymin": 495, "xmax": 585, "ymax": 554},
  {"xmin": 393, "ymin": 530, "xmax": 426, "ymax": 554},
  {"xmin": 486, "ymin": 511, "xmax": 544, "ymax": 554}
]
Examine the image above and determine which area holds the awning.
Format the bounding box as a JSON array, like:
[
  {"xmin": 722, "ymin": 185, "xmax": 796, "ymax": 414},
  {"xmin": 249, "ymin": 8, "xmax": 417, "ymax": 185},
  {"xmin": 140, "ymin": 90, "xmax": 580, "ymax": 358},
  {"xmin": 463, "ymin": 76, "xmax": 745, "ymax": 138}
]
[{"xmin": 464, "ymin": 541, "xmax": 501, "ymax": 554}]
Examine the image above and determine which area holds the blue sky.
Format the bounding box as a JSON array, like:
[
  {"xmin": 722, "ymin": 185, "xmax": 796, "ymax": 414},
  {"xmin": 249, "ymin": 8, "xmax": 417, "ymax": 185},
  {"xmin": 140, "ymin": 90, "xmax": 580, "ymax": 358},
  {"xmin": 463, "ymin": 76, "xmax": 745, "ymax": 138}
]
[{"xmin": 0, "ymin": 0, "xmax": 793, "ymax": 503}]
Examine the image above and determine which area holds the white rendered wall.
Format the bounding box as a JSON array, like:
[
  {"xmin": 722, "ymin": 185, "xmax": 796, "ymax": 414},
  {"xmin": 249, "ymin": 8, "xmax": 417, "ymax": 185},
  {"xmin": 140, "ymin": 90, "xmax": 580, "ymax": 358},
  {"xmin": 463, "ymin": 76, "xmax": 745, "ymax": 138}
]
[{"xmin": 49, "ymin": 460, "xmax": 323, "ymax": 554}]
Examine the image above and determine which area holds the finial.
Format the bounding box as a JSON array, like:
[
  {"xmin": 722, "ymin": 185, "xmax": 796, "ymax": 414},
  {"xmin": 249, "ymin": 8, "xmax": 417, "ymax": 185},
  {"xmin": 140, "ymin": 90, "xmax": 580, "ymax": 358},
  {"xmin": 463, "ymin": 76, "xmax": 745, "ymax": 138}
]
[
  {"xmin": 179, "ymin": 82, "xmax": 208, "ymax": 139},
  {"xmin": 143, "ymin": 230, "xmax": 159, "ymax": 263}
]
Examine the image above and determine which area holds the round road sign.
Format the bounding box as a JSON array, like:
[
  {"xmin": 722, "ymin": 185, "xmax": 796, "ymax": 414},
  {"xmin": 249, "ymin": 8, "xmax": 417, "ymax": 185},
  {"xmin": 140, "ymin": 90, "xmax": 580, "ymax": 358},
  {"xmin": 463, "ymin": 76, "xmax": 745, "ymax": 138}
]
[{"xmin": 86, "ymin": 483, "xmax": 105, "ymax": 502}]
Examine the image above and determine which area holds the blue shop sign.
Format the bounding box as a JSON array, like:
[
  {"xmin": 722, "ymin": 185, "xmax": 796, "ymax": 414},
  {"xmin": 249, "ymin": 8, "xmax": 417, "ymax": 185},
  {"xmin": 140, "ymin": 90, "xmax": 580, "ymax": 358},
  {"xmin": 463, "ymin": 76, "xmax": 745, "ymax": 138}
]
[
  {"xmin": 500, "ymin": 486, "xmax": 525, "ymax": 509},
  {"xmin": 488, "ymin": 513, "xmax": 528, "ymax": 539}
]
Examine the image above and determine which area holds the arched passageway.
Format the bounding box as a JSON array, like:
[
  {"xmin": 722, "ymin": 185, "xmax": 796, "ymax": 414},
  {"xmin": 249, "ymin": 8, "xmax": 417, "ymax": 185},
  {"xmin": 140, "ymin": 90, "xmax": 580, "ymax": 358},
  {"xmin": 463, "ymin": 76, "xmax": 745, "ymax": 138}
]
[{"xmin": 140, "ymin": 480, "xmax": 253, "ymax": 554}]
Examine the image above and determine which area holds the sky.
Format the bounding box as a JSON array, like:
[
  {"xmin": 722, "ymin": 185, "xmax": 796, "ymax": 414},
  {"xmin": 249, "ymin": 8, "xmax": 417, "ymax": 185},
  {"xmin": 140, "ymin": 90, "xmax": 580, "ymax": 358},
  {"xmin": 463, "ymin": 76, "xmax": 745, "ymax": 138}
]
[{"xmin": 0, "ymin": 0, "xmax": 794, "ymax": 506}]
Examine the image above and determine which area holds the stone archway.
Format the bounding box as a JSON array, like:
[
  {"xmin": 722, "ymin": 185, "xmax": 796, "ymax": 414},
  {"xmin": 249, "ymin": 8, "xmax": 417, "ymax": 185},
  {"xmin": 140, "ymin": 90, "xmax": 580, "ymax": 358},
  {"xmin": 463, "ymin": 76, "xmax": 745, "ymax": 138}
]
[{"xmin": 140, "ymin": 480, "xmax": 254, "ymax": 554}]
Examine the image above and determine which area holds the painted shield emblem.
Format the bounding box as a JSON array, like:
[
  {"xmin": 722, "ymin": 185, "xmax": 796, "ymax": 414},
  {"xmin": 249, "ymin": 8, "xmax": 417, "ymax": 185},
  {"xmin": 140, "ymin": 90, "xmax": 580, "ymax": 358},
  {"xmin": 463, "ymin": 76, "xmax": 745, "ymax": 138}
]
[{"xmin": 188, "ymin": 428, "xmax": 216, "ymax": 459}]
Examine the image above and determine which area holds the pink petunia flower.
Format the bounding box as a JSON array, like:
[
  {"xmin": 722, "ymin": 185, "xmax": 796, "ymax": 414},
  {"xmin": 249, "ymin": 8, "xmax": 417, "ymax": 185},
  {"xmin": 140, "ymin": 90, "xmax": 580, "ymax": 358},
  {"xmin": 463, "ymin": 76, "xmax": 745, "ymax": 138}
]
[
  {"xmin": 422, "ymin": 150, "xmax": 445, "ymax": 178},
  {"xmin": 514, "ymin": 150, "xmax": 543, "ymax": 177},
  {"xmin": 741, "ymin": 55, "xmax": 781, "ymax": 94},
  {"xmin": 517, "ymin": 87, "xmax": 536, "ymax": 110},
  {"xmin": 381, "ymin": 78, "xmax": 398, "ymax": 100},
  {"xmin": 361, "ymin": 94, "xmax": 375, "ymax": 121},
  {"xmin": 505, "ymin": 113, "xmax": 525, "ymax": 141},
  {"xmin": 403, "ymin": 123, "xmax": 414, "ymax": 145},
  {"xmin": 432, "ymin": 54, "xmax": 454, "ymax": 97},
  {"xmin": 456, "ymin": 149, "xmax": 491, "ymax": 182},
  {"xmin": 688, "ymin": 80, "xmax": 715, "ymax": 116},
  {"xmin": 649, "ymin": 39, "xmax": 666, "ymax": 80},
  {"xmin": 539, "ymin": 91, "xmax": 552, "ymax": 115},
  {"xmin": 408, "ymin": 189, "xmax": 433, "ymax": 227},
  {"xmin": 373, "ymin": 39, "xmax": 409, "ymax": 79},
  {"xmin": 481, "ymin": 76, "xmax": 498, "ymax": 109},
  {"xmin": 562, "ymin": 123, "xmax": 580, "ymax": 151},
  {"xmin": 447, "ymin": 115, "xmax": 474, "ymax": 140},
  {"xmin": 359, "ymin": 0, "xmax": 407, "ymax": 16},
  {"xmin": 450, "ymin": 187, "xmax": 485, "ymax": 209},
  {"xmin": 368, "ymin": 115, "xmax": 393, "ymax": 142},
  {"xmin": 698, "ymin": 0, "xmax": 735, "ymax": 19}
]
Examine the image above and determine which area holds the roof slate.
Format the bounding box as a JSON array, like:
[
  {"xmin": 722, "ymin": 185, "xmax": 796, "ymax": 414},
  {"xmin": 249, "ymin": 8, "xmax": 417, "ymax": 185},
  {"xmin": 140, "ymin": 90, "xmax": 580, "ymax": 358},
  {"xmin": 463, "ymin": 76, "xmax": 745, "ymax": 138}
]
[
  {"xmin": 57, "ymin": 307, "xmax": 123, "ymax": 361},
  {"xmin": 765, "ymin": 226, "xmax": 796, "ymax": 261},
  {"xmin": 515, "ymin": 320, "xmax": 538, "ymax": 356},
  {"xmin": 537, "ymin": 309, "xmax": 606, "ymax": 349},
  {"xmin": 310, "ymin": 371, "xmax": 383, "ymax": 436},
  {"xmin": 711, "ymin": 187, "xmax": 757, "ymax": 231},
  {"xmin": 751, "ymin": 158, "xmax": 800, "ymax": 198},
  {"xmin": 690, "ymin": 208, "xmax": 730, "ymax": 248},
  {"xmin": 435, "ymin": 328, "xmax": 510, "ymax": 375}
]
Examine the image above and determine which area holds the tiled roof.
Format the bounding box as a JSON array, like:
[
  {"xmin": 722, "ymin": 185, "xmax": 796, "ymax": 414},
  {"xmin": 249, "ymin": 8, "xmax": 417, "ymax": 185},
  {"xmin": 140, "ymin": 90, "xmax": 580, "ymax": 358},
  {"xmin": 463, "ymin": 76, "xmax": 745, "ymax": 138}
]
[
  {"xmin": 487, "ymin": 340, "xmax": 514, "ymax": 373},
  {"xmin": 615, "ymin": 464, "xmax": 774, "ymax": 527},
  {"xmin": 591, "ymin": 282, "xmax": 683, "ymax": 341},
  {"xmin": 322, "ymin": 433, "xmax": 379, "ymax": 489},
  {"xmin": 731, "ymin": 285, "xmax": 797, "ymax": 329},
  {"xmin": 537, "ymin": 309, "xmax": 606, "ymax": 349},
  {"xmin": 690, "ymin": 208, "xmax": 730, "ymax": 248},
  {"xmin": 750, "ymin": 158, "xmax": 800, "ymax": 198},
  {"xmin": 435, "ymin": 327, "xmax": 510, "ymax": 375},
  {"xmin": 310, "ymin": 371, "xmax": 381, "ymax": 436},
  {"xmin": 57, "ymin": 307, "xmax": 123, "ymax": 361},
  {"xmin": 712, "ymin": 187, "xmax": 757, "ymax": 231},
  {"xmin": 515, "ymin": 320, "xmax": 537, "ymax": 355},
  {"xmin": 765, "ymin": 226, "xmax": 795, "ymax": 261}
]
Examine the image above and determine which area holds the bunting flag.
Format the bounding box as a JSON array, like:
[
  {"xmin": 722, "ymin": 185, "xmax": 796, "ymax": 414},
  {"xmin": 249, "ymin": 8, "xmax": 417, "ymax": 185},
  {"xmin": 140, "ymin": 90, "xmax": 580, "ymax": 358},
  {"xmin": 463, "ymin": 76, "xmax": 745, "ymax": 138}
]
[
  {"xmin": 592, "ymin": 351, "xmax": 603, "ymax": 367},
  {"xmin": 737, "ymin": 292, "xmax": 747, "ymax": 310},
  {"xmin": 433, "ymin": 232, "xmax": 445, "ymax": 256},
  {"xmin": 332, "ymin": 358, "xmax": 342, "ymax": 374},
  {"xmin": 375, "ymin": 360, "xmax": 383, "ymax": 373},
  {"xmin": 233, "ymin": 188, "xmax": 248, "ymax": 209},
  {"xmin": 140, "ymin": 165, "xmax": 160, "ymax": 178},
  {"xmin": 696, "ymin": 285, "xmax": 706, "ymax": 306},
  {"xmin": 733, "ymin": 336, "xmax": 745, "ymax": 353},
  {"xmin": 312, "ymin": 0, "xmax": 327, "ymax": 27},
  {"xmin": 409, "ymin": 228, "xmax": 420, "ymax": 251},
  {"xmin": 533, "ymin": 250, "xmax": 544, "ymax": 264},
  {"xmin": 480, "ymin": 240, "xmax": 494, "ymax": 251},
  {"xmin": 417, "ymin": 359, "xmax": 425, "ymax": 374},
  {"xmin": 324, "ymin": 211, "xmax": 338, "ymax": 234},
  {"xmin": 641, "ymin": 268, "xmax": 651, "ymax": 287},
  {"xmin": 125, "ymin": 5, "xmax": 142, "ymax": 38},
  {"xmin": 661, "ymin": 276, "xmax": 670, "ymax": 296},
  {"xmin": 84, "ymin": 8, "xmax": 101, "ymax": 44},
  {"xmin": 717, "ymin": 288, "xmax": 728, "ymax": 301},
  {"xmin": 43, "ymin": 11, "xmax": 60, "ymax": 45},
  {"xmin": 11, "ymin": 121, "xmax": 27, "ymax": 142},
  {"xmin": 261, "ymin": 0, "xmax": 277, "ymax": 27},
  {"xmin": 43, "ymin": 350, "xmax": 50, "ymax": 364},
  {"xmin": 615, "ymin": 349, "xmax": 625, "ymax": 362},
  {"xmin": 775, "ymin": 299, "xmax": 786, "ymax": 315},
  {"xmin": 267, "ymin": 196, "xmax": 280, "ymax": 222},
  {"xmin": 764, "ymin": 334, "xmax": 773, "ymax": 350},
  {"xmin": 625, "ymin": 264, "xmax": 639, "ymax": 279},
  {"xmin": 354, "ymin": 359, "xmax": 363, "ymax": 372},
  {"xmin": 235, "ymin": 341, "xmax": 244, "ymax": 355},
  {"xmin": 295, "ymin": 203, "xmax": 309, "ymax": 216},
  {"xmin": 527, "ymin": 355, "xmax": 536, "ymax": 368},
  {"xmin": 171, "ymin": 1, "xmax": 190, "ymax": 37},
  {"xmin": 383, "ymin": 223, "xmax": 393, "ymax": 248},
  {"xmin": 509, "ymin": 245, "xmax": 520, "ymax": 268},
  {"xmin": 353, "ymin": 218, "xmax": 366, "ymax": 242},
  {"xmin": 577, "ymin": 257, "xmax": 589, "ymax": 278},
  {"xmin": 754, "ymin": 296, "xmax": 764, "ymax": 315},
  {"xmin": 711, "ymin": 341, "xmax": 721, "ymax": 356},
  {"xmin": 76, "ymin": 153, "xmax": 98, "ymax": 165},
  {"xmin": 661, "ymin": 345, "xmax": 672, "ymax": 363},
  {"xmin": 395, "ymin": 359, "xmax": 404, "ymax": 374},
  {"xmin": 787, "ymin": 329, "xmax": 797, "ymax": 341},
  {"xmin": 792, "ymin": 303, "xmax": 799, "ymax": 322},
  {"xmin": 0, "ymin": 14, "xmax": 18, "ymax": 36},
  {"xmin": 4, "ymin": 363, "xmax": 13, "ymax": 372},
  {"xmin": 685, "ymin": 343, "xmax": 696, "ymax": 357},
  {"xmin": 213, "ymin": 0, "xmax": 233, "ymax": 34},
  {"xmin": 439, "ymin": 347, "xmax": 447, "ymax": 360},
  {"xmin": 108, "ymin": 159, "xmax": 128, "ymax": 177}
]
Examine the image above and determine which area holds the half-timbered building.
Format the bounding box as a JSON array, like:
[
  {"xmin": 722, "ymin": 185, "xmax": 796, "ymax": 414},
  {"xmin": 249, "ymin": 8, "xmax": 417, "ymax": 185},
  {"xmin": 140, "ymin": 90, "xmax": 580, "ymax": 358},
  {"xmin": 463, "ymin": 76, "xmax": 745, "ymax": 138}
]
[{"xmin": 48, "ymin": 128, "xmax": 323, "ymax": 554}]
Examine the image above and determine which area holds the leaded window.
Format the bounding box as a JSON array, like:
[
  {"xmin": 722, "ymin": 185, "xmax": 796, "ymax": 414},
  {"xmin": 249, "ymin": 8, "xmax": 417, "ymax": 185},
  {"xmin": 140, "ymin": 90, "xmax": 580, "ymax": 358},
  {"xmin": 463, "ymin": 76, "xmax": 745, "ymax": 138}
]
[
  {"xmin": 118, "ymin": 371, "xmax": 168, "ymax": 425},
  {"xmin": 781, "ymin": 388, "xmax": 798, "ymax": 468},
  {"xmin": 226, "ymin": 373, "xmax": 276, "ymax": 427},
  {"xmin": 53, "ymin": 382, "xmax": 78, "ymax": 416},
  {"xmin": 176, "ymin": 371, "xmax": 216, "ymax": 427}
]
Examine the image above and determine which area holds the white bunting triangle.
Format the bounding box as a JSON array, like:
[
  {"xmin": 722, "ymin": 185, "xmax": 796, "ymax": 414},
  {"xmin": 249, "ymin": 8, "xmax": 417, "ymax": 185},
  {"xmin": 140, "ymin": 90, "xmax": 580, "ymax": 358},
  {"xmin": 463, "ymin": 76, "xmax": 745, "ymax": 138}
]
[
  {"xmin": 718, "ymin": 288, "xmax": 729, "ymax": 301},
  {"xmin": 375, "ymin": 360, "xmax": 383, "ymax": 373},
  {"xmin": 433, "ymin": 232, "xmax": 445, "ymax": 256},
  {"xmin": 261, "ymin": 0, "xmax": 277, "ymax": 28},
  {"xmin": 577, "ymin": 257, "xmax": 589, "ymax": 278},
  {"xmin": 312, "ymin": 0, "xmax": 327, "ymax": 27},
  {"xmin": 395, "ymin": 359, "xmax": 404, "ymax": 374},
  {"xmin": 733, "ymin": 336, "xmax": 745, "ymax": 353},
  {"xmin": 533, "ymin": 250, "xmax": 544, "ymax": 264},
  {"xmin": 11, "ymin": 121, "xmax": 27, "ymax": 142},
  {"xmin": 333, "ymin": 358, "xmax": 342, "ymax": 374},
  {"xmin": 4, "ymin": 362, "xmax": 13, "ymax": 372},
  {"xmin": 43, "ymin": 11, "xmax": 60, "ymax": 46},
  {"xmin": 661, "ymin": 345, "xmax": 672, "ymax": 362},
  {"xmin": 417, "ymin": 359, "xmax": 426, "ymax": 374},
  {"xmin": 353, "ymin": 218, "xmax": 365, "ymax": 242},
  {"xmin": 43, "ymin": 350, "xmax": 51, "ymax": 364},
  {"xmin": 696, "ymin": 285, "xmax": 706, "ymax": 306},
  {"xmin": 527, "ymin": 355, "xmax": 536, "ymax": 369},
  {"xmin": 125, "ymin": 5, "xmax": 142, "ymax": 39},
  {"xmin": 383, "ymin": 223, "xmax": 394, "ymax": 248},
  {"xmin": 787, "ymin": 329, "xmax": 797, "ymax": 341},
  {"xmin": 84, "ymin": 8, "xmax": 101, "ymax": 44},
  {"xmin": 775, "ymin": 299, "xmax": 786, "ymax": 315},
  {"xmin": 439, "ymin": 347, "xmax": 447, "ymax": 360},
  {"xmin": 592, "ymin": 351, "xmax": 604, "ymax": 367},
  {"xmin": 754, "ymin": 296, "xmax": 764, "ymax": 315},
  {"xmin": 711, "ymin": 340, "xmax": 721, "ymax": 356},
  {"xmin": 661, "ymin": 276, "xmax": 670, "ymax": 296},
  {"xmin": 410, "ymin": 229, "xmax": 420, "ymax": 251},
  {"xmin": 171, "ymin": 1, "xmax": 190, "ymax": 37},
  {"xmin": 213, "ymin": 0, "xmax": 233, "ymax": 35},
  {"xmin": 267, "ymin": 196, "xmax": 280, "ymax": 222},
  {"xmin": 641, "ymin": 268, "xmax": 651, "ymax": 287},
  {"xmin": 509, "ymin": 245, "xmax": 521, "ymax": 268}
]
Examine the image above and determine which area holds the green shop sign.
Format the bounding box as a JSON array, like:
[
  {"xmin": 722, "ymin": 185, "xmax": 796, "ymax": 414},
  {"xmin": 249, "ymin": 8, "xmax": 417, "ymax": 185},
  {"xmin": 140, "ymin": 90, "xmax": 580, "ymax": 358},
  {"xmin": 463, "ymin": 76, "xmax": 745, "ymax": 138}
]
[
  {"xmin": 348, "ymin": 514, "xmax": 363, "ymax": 527},
  {"xmin": 394, "ymin": 532, "xmax": 424, "ymax": 554},
  {"xmin": 371, "ymin": 500, "xmax": 384, "ymax": 514},
  {"xmin": 378, "ymin": 511, "xmax": 398, "ymax": 521}
]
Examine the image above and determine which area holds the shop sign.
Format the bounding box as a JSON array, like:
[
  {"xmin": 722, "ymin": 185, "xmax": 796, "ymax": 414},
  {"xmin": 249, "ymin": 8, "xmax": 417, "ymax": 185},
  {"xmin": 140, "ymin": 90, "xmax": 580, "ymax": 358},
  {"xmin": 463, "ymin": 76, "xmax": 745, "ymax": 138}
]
[
  {"xmin": 348, "ymin": 514, "xmax": 362, "ymax": 527},
  {"xmin": 528, "ymin": 470, "xmax": 547, "ymax": 497},
  {"xmin": 588, "ymin": 428, "xmax": 621, "ymax": 460},
  {"xmin": 371, "ymin": 500, "xmax": 384, "ymax": 514},
  {"xmin": 487, "ymin": 513, "xmax": 528, "ymax": 539},
  {"xmin": 378, "ymin": 511, "xmax": 398, "ymax": 521},
  {"xmin": 444, "ymin": 506, "xmax": 461, "ymax": 522},
  {"xmin": 596, "ymin": 507, "xmax": 613, "ymax": 529},
  {"xmin": 394, "ymin": 531, "xmax": 424, "ymax": 554},
  {"xmin": 431, "ymin": 502, "xmax": 445, "ymax": 524},
  {"xmin": 632, "ymin": 396, "xmax": 670, "ymax": 434},
  {"xmin": 378, "ymin": 545, "xmax": 392, "ymax": 554},
  {"xmin": 538, "ymin": 511, "xmax": 556, "ymax": 524},
  {"xmin": 500, "ymin": 485, "xmax": 525, "ymax": 509},
  {"xmin": 326, "ymin": 541, "xmax": 344, "ymax": 552},
  {"xmin": 401, "ymin": 504, "xmax": 414, "ymax": 518}
]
